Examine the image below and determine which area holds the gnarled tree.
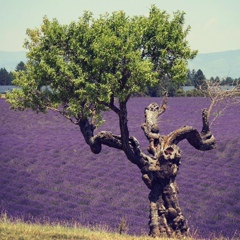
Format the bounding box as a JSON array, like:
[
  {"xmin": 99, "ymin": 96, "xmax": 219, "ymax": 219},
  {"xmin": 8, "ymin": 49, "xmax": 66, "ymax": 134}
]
[{"xmin": 6, "ymin": 6, "xmax": 217, "ymax": 237}]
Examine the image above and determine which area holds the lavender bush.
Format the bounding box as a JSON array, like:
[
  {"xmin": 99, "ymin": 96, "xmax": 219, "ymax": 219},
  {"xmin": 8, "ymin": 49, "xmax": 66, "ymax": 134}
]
[{"xmin": 0, "ymin": 97, "xmax": 239, "ymax": 238}]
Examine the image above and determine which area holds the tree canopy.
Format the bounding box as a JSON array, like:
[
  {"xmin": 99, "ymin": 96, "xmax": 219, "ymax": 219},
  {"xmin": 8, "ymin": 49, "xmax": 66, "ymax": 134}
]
[
  {"xmin": 15, "ymin": 61, "xmax": 26, "ymax": 72},
  {"xmin": 7, "ymin": 5, "xmax": 196, "ymax": 123},
  {"xmin": 0, "ymin": 68, "xmax": 13, "ymax": 85}
]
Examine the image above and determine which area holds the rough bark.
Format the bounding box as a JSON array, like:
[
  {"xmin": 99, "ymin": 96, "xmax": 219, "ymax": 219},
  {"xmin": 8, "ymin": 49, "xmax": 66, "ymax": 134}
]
[
  {"xmin": 141, "ymin": 97, "xmax": 216, "ymax": 237},
  {"xmin": 78, "ymin": 96, "xmax": 216, "ymax": 237}
]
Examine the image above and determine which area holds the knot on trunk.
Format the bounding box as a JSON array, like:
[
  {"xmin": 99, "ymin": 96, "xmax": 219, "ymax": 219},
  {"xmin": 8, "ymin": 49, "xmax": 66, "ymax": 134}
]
[
  {"xmin": 162, "ymin": 145, "xmax": 181, "ymax": 161},
  {"xmin": 141, "ymin": 144, "xmax": 181, "ymax": 190},
  {"xmin": 158, "ymin": 145, "xmax": 181, "ymax": 179}
]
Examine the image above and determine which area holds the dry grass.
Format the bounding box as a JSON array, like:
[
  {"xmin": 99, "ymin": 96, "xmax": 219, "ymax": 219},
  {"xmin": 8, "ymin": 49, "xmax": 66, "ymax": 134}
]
[
  {"xmin": 0, "ymin": 213, "xmax": 191, "ymax": 240},
  {"xmin": 1, "ymin": 213, "xmax": 236, "ymax": 240}
]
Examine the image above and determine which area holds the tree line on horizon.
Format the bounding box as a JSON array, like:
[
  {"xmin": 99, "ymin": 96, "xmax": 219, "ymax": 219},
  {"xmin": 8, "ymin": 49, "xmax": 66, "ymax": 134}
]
[
  {"xmin": 1, "ymin": 61, "xmax": 239, "ymax": 97},
  {"xmin": 0, "ymin": 61, "xmax": 26, "ymax": 85}
]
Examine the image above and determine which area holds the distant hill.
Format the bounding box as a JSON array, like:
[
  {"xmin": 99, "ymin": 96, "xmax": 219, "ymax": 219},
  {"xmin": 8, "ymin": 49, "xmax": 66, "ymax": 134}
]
[
  {"xmin": 1, "ymin": 49, "xmax": 240, "ymax": 79},
  {"xmin": 188, "ymin": 49, "xmax": 240, "ymax": 79},
  {"xmin": 0, "ymin": 51, "xmax": 27, "ymax": 71}
]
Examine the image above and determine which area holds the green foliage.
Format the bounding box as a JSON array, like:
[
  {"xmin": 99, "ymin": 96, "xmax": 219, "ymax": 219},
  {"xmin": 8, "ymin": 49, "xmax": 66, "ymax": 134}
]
[
  {"xmin": 0, "ymin": 62, "xmax": 25, "ymax": 86},
  {"xmin": 220, "ymin": 76, "xmax": 239, "ymax": 86},
  {"xmin": 186, "ymin": 89, "xmax": 203, "ymax": 97},
  {"xmin": 193, "ymin": 69, "xmax": 207, "ymax": 90},
  {"xmin": 185, "ymin": 69, "xmax": 195, "ymax": 86},
  {"xmin": 175, "ymin": 88, "xmax": 186, "ymax": 97},
  {"xmin": 145, "ymin": 84, "xmax": 161, "ymax": 97},
  {"xmin": 0, "ymin": 68, "xmax": 13, "ymax": 85},
  {"xmin": 15, "ymin": 61, "xmax": 26, "ymax": 72},
  {"xmin": 7, "ymin": 6, "xmax": 196, "ymax": 124}
]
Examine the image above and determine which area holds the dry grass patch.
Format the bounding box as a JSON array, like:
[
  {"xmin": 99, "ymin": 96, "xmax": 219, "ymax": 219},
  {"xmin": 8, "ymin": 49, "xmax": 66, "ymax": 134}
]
[{"xmin": 0, "ymin": 213, "xmax": 190, "ymax": 240}]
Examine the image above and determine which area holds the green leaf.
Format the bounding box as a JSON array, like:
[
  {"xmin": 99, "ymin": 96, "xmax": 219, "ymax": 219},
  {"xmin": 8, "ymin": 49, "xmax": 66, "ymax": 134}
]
[{"xmin": 7, "ymin": 5, "xmax": 196, "ymax": 125}]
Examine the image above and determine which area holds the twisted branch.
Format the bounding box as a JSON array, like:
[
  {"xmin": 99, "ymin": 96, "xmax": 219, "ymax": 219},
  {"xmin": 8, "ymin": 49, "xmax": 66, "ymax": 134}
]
[
  {"xmin": 142, "ymin": 95, "xmax": 216, "ymax": 154},
  {"xmin": 78, "ymin": 116, "xmax": 148, "ymax": 168},
  {"xmin": 141, "ymin": 94, "xmax": 167, "ymax": 157}
]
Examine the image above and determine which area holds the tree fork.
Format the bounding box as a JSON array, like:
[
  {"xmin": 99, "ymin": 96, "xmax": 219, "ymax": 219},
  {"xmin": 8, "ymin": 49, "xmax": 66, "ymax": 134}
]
[
  {"xmin": 79, "ymin": 97, "xmax": 216, "ymax": 237},
  {"xmin": 141, "ymin": 98, "xmax": 216, "ymax": 237}
]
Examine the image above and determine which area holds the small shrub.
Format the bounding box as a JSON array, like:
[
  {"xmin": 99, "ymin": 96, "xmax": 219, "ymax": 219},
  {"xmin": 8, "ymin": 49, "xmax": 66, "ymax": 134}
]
[{"xmin": 175, "ymin": 88, "xmax": 186, "ymax": 97}]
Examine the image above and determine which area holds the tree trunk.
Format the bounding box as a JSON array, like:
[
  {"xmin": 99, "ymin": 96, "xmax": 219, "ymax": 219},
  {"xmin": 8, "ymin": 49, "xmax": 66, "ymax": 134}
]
[
  {"xmin": 149, "ymin": 180, "xmax": 189, "ymax": 237},
  {"xmin": 79, "ymin": 96, "xmax": 216, "ymax": 238},
  {"xmin": 140, "ymin": 98, "xmax": 216, "ymax": 237},
  {"xmin": 143, "ymin": 144, "xmax": 189, "ymax": 237}
]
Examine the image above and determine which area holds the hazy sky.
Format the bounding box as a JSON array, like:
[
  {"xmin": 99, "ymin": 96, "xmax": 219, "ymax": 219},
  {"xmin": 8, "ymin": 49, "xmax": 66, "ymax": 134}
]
[{"xmin": 1, "ymin": 0, "xmax": 240, "ymax": 53}]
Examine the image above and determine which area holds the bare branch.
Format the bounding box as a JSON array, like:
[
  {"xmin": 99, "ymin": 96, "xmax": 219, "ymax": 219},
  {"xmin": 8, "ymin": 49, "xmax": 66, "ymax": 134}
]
[
  {"xmin": 142, "ymin": 93, "xmax": 167, "ymax": 132},
  {"xmin": 98, "ymin": 95, "xmax": 120, "ymax": 115},
  {"xmin": 203, "ymin": 82, "xmax": 240, "ymax": 125},
  {"xmin": 78, "ymin": 116, "xmax": 148, "ymax": 169},
  {"xmin": 166, "ymin": 108, "xmax": 216, "ymax": 150}
]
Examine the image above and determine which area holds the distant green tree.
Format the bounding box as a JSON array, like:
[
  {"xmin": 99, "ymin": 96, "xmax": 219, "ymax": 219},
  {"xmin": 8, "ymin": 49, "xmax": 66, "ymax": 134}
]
[
  {"xmin": 185, "ymin": 69, "xmax": 195, "ymax": 86},
  {"xmin": 159, "ymin": 75, "xmax": 182, "ymax": 97},
  {"xmin": 145, "ymin": 84, "xmax": 161, "ymax": 97},
  {"xmin": 0, "ymin": 68, "xmax": 12, "ymax": 85},
  {"xmin": 165, "ymin": 82, "xmax": 179, "ymax": 97},
  {"xmin": 9, "ymin": 72, "xmax": 14, "ymax": 84},
  {"xmin": 221, "ymin": 76, "xmax": 238, "ymax": 86},
  {"xmin": 193, "ymin": 69, "xmax": 207, "ymax": 90},
  {"xmin": 210, "ymin": 77, "xmax": 215, "ymax": 83},
  {"xmin": 146, "ymin": 75, "xmax": 181, "ymax": 97},
  {"xmin": 186, "ymin": 88, "xmax": 203, "ymax": 97},
  {"xmin": 214, "ymin": 76, "xmax": 220, "ymax": 83},
  {"xmin": 175, "ymin": 88, "xmax": 185, "ymax": 96},
  {"xmin": 234, "ymin": 78, "xmax": 240, "ymax": 85},
  {"xmin": 15, "ymin": 61, "xmax": 26, "ymax": 72},
  {"xmin": 185, "ymin": 70, "xmax": 192, "ymax": 86}
]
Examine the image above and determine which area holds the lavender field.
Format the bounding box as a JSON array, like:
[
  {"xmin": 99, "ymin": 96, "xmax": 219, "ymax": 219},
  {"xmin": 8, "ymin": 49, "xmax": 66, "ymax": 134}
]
[{"xmin": 0, "ymin": 97, "xmax": 240, "ymax": 238}]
